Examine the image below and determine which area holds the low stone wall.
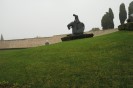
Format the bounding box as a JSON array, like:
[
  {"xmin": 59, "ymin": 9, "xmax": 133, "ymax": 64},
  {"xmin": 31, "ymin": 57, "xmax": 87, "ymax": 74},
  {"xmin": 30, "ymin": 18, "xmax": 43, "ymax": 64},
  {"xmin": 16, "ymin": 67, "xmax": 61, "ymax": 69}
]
[
  {"xmin": 0, "ymin": 29, "xmax": 118, "ymax": 49},
  {"xmin": 0, "ymin": 35, "xmax": 65, "ymax": 49}
]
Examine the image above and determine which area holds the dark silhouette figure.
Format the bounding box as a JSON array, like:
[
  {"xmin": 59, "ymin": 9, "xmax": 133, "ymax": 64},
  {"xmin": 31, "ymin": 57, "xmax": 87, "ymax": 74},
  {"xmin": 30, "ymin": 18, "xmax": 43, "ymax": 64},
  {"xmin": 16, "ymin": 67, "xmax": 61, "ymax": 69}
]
[
  {"xmin": 67, "ymin": 14, "xmax": 85, "ymax": 35},
  {"xmin": 61, "ymin": 14, "xmax": 93, "ymax": 41},
  {"xmin": 73, "ymin": 14, "xmax": 80, "ymax": 23}
]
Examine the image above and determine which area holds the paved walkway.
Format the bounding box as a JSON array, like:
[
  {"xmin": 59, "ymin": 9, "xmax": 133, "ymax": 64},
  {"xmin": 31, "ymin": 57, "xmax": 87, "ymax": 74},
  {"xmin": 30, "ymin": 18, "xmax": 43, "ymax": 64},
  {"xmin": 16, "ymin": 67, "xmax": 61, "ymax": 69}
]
[{"xmin": 85, "ymin": 28, "xmax": 118, "ymax": 37}]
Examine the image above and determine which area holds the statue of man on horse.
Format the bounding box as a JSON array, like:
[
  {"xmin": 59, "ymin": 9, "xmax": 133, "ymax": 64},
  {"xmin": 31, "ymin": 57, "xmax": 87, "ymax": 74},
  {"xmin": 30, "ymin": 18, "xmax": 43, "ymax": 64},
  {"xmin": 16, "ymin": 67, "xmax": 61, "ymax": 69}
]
[{"xmin": 67, "ymin": 14, "xmax": 85, "ymax": 35}]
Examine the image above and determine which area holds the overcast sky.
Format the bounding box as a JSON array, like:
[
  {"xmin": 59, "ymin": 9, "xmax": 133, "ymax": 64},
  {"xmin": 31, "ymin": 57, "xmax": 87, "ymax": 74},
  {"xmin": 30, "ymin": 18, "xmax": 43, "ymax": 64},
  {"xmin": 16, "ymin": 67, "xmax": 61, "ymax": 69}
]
[{"xmin": 0, "ymin": 0, "xmax": 132, "ymax": 40}]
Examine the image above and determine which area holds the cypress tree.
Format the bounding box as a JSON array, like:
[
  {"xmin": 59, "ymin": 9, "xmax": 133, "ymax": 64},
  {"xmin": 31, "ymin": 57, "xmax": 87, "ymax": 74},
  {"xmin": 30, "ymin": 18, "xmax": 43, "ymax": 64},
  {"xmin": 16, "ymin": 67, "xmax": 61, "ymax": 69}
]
[
  {"xmin": 128, "ymin": 1, "xmax": 133, "ymax": 22},
  {"xmin": 101, "ymin": 8, "xmax": 114, "ymax": 29},
  {"xmin": 1, "ymin": 34, "xmax": 4, "ymax": 41},
  {"xmin": 109, "ymin": 8, "xmax": 114, "ymax": 19},
  {"xmin": 101, "ymin": 13, "xmax": 107, "ymax": 29},
  {"xmin": 128, "ymin": 1, "xmax": 133, "ymax": 17},
  {"xmin": 109, "ymin": 8, "xmax": 114, "ymax": 28},
  {"xmin": 119, "ymin": 3, "xmax": 127, "ymax": 24}
]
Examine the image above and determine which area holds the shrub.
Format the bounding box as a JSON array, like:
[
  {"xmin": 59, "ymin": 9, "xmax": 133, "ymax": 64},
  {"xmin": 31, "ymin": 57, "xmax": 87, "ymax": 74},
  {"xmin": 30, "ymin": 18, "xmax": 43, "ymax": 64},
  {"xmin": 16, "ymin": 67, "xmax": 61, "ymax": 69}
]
[{"xmin": 118, "ymin": 23, "xmax": 133, "ymax": 31}]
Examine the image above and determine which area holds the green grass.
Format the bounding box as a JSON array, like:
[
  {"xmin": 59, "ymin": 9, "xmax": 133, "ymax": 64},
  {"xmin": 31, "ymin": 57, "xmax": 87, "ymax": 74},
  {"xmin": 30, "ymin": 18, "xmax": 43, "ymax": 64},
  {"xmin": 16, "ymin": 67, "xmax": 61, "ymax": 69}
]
[{"xmin": 0, "ymin": 31, "xmax": 133, "ymax": 88}]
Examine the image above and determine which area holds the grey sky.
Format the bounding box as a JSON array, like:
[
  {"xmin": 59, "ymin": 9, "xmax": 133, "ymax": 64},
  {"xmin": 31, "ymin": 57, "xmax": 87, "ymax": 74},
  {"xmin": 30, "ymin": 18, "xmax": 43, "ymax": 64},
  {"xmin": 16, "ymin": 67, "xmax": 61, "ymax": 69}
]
[{"xmin": 0, "ymin": 0, "xmax": 132, "ymax": 40}]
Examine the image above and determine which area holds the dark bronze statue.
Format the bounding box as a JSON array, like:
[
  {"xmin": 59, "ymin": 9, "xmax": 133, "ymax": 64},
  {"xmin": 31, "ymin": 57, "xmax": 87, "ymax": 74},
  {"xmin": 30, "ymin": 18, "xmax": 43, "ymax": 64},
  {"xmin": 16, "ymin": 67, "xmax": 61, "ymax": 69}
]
[
  {"xmin": 67, "ymin": 14, "xmax": 85, "ymax": 35},
  {"xmin": 61, "ymin": 14, "xmax": 93, "ymax": 41}
]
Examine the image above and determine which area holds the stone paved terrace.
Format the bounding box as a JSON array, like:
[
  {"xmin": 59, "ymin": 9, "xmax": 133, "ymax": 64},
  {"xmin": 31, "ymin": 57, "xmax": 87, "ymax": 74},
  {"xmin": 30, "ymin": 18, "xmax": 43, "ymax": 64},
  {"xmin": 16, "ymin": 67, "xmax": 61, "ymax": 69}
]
[
  {"xmin": 86, "ymin": 28, "xmax": 118, "ymax": 36},
  {"xmin": 0, "ymin": 29, "xmax": 118, "ymax": 49}
]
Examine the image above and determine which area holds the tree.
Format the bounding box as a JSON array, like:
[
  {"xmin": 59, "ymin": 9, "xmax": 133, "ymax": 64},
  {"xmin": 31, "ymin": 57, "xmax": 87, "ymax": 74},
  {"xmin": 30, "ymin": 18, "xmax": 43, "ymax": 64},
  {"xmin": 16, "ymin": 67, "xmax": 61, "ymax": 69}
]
[
  {"xmin": 128, "ymin": 1, "xmax": 133, "ymax": 22},
  {"xmin": 108, "ymin": 8, "xmax": 114, "ymax": 28},
  {"xmin": 101, "ymin": 8, "xmax": 114, "ymax": 29},
  {"xmin": 128, "ymin": 1, "xmax": 133, "ymax": 17},
  {"xmin": 101, "ymin": 12, "xmax": 111, "ymax": 29},
  {"xmin": 119, "ymin": 3, "xmax": 127, "ymax": 24},
  {"xmin": 1, "ymin": 34, "xmax": 4, "ymax": 41},
  {"xmin": 109, "ymin": 8, "xmax": 114, "ymax": 20}
]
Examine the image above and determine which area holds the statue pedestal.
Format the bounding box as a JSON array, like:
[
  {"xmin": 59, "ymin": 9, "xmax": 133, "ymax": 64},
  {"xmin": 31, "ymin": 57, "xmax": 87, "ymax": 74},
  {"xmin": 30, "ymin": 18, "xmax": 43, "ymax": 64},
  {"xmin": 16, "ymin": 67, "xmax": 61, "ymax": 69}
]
[
  {"xmin": 118, "ymin": 22, "xmax": 133, "ymax": 31},
  {"xmin": 61, "ymin": 34, "xmax": 94, "ymax": 41}
]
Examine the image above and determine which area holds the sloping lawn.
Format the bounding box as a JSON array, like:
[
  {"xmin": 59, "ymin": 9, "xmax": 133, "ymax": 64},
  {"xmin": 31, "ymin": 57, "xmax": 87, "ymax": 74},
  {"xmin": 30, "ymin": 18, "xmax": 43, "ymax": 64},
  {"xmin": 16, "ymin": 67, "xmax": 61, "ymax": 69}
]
[{"xmin": 0, "ymin": 31, "xmax": 133, "ymax": 88}]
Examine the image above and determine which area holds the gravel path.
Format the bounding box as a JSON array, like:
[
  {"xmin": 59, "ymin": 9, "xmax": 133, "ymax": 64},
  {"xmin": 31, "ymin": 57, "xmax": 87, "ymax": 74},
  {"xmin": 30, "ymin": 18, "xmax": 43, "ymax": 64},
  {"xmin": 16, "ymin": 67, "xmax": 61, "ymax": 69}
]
[{"xmin": 85, "ymin": 28, "xmax": 118, "ymax": 37}]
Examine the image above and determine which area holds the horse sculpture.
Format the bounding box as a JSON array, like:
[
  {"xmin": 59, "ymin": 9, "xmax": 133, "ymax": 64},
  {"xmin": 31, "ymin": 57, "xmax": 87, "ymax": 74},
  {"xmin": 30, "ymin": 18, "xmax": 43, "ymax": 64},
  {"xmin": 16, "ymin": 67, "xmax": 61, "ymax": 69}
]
[
  {"xmin": 61, "ymin": 14, "xmax": 93, "ymax": 41},
  {"xmin": 67, "ymin": 14, "xmax": 85, "ymax": 35}
]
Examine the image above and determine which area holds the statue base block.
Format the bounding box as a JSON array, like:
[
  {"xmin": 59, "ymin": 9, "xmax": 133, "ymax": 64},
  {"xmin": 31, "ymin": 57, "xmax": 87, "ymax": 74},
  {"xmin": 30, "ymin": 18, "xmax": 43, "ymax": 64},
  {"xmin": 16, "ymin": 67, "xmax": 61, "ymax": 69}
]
[{"xmin": 61, "ymin": 34, "xmax": 94, "ymax": 41}]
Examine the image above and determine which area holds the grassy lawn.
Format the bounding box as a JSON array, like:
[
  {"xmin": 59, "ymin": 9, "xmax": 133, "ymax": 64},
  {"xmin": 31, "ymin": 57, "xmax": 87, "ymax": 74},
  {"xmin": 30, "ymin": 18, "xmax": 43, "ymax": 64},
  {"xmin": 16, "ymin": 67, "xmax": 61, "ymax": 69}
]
[{"xmin": 0, "ymin": 31, "xmax": 133, "ymax": 88}]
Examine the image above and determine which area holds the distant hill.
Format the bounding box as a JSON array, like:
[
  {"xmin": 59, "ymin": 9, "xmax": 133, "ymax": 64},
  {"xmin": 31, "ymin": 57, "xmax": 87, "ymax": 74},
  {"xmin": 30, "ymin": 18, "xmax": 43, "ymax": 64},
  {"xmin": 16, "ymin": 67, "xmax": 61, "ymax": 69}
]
[{"xmin": 0, "ymin": 31, "xmax": 133, "ymax": 87}]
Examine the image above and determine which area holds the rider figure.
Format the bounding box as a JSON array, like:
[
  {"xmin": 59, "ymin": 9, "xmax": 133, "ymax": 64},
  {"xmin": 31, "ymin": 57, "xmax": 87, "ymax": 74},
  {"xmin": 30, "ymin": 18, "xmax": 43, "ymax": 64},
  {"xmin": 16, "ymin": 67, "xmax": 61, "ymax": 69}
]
[
  {"xmin": 73, "ymin": 14, "xmax": 80, "ymax": 30},
  {"xmin": 73, "ymin": 14, "xmax": 80, "ymax": 23}
]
